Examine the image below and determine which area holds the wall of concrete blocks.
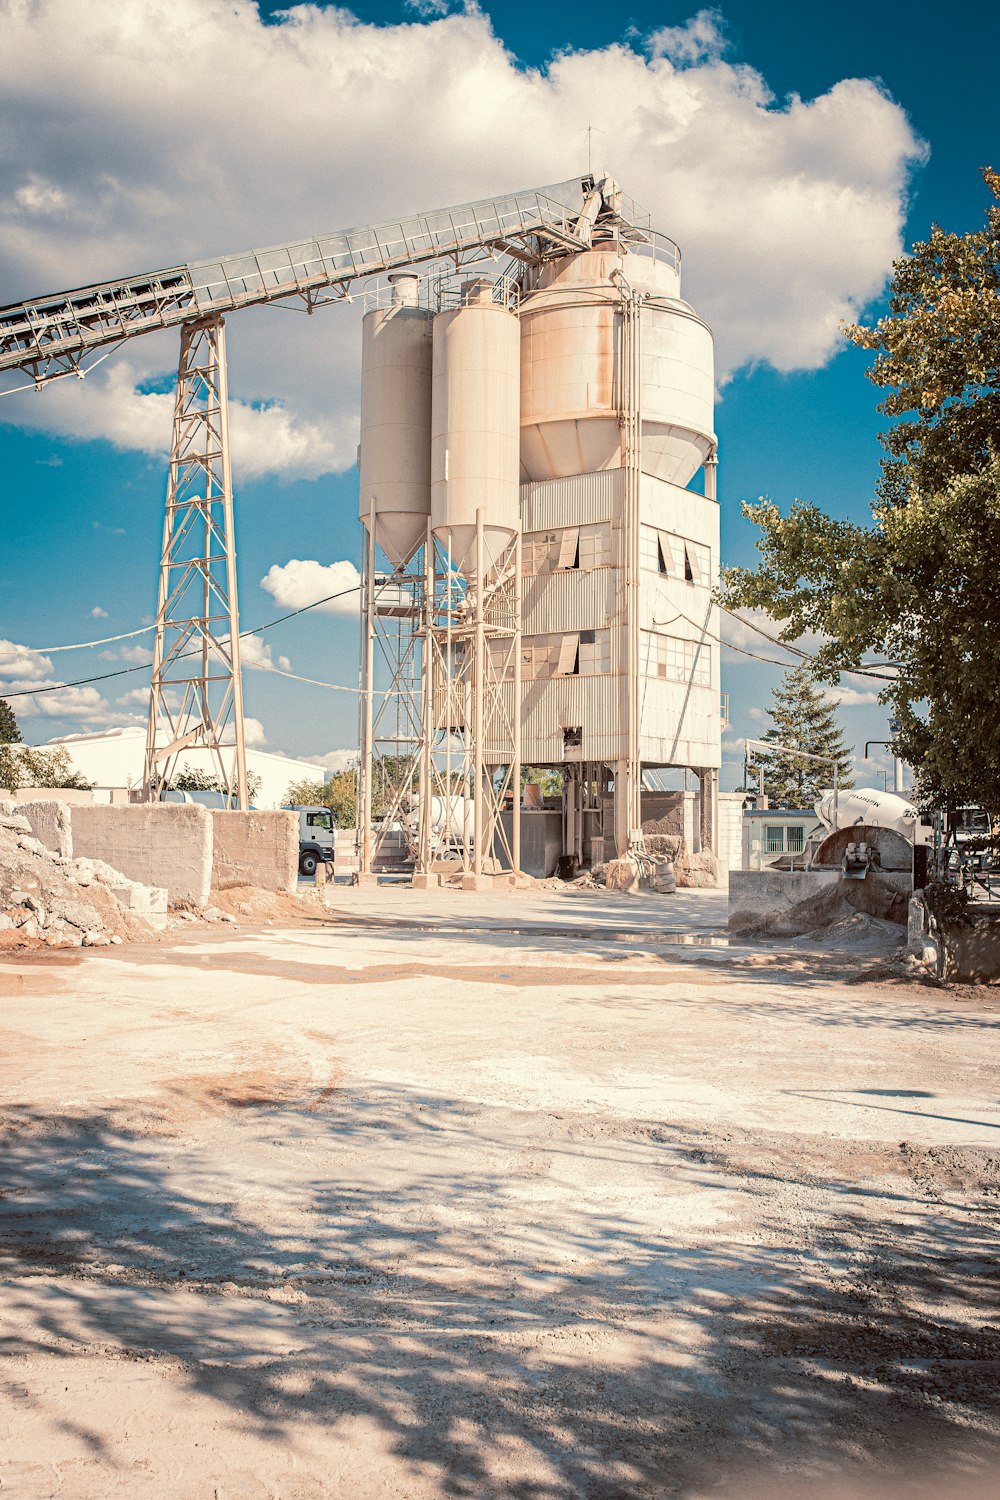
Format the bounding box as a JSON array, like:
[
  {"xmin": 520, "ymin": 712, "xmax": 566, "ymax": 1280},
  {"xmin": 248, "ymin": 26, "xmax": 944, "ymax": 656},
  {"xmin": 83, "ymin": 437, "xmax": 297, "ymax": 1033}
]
[
  {"xmin": 716, "ymin": 793, "xmax": 745, "ymax": 877},
  {"xmin": 70, "ymin": 803, "xmax": 214, "ymax": 908},
  {"xmin": 210, "ymin": 810, "xmax": 297, "ymax": 894}
]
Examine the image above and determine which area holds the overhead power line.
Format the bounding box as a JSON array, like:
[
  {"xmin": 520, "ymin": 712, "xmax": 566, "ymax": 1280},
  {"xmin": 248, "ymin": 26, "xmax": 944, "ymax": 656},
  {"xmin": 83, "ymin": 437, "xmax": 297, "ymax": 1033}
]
[
  {"xmin": 720, "ymin": 605, "xmax": 901, "ymax": 673},
  {"xmin": 656, "ymin": 597, "xmax": 900, "ymax": 682},
  {"xmin": 3, "ymin": 584, "xmax": 901, "ymax": 702},
  {"xmin": 34, "ymin": 625, "xmax": 155, "ymax": 652},
  {"xmin": 1, "ymin": 584, "xmax": 362, "ymax": 699}
]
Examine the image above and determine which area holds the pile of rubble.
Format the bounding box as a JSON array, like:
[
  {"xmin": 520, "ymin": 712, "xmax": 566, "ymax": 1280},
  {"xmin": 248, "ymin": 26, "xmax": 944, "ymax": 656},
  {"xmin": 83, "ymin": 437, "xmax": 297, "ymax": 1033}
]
[
  {"xmin": 0, "ymin": 800, "xmax": 160, "ymax": 950},
  {"xmin": 590, "ymin": 835, "xmax": 718, "ymax": 894}
]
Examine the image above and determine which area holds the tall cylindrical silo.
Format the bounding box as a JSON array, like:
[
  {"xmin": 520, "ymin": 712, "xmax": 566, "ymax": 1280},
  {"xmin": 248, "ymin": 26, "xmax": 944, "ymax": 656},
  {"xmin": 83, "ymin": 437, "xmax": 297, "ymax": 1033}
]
[
  {"xmin": 431, "ymin": 282, "xmax": 520, "ymax": 577},
  {"xmin": 358, "ymin": 275, "xmax": 433, "ymax": 570},
  {"xmin": 519, "ymin": 243, "xmax": 715, "ymax": 485}
]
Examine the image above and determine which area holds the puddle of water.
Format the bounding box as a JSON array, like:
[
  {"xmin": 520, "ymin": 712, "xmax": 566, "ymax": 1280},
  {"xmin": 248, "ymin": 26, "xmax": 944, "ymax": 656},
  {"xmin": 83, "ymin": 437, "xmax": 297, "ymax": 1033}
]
[{"xmin": 654, "ymin": 933, "xmax": 729, "ymax": 948}]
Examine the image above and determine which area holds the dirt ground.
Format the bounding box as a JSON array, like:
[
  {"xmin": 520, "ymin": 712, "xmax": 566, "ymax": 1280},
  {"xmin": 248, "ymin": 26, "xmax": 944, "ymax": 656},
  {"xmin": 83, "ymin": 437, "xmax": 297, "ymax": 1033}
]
[{"xmin": 1, "ymin": 885, "xmax": 999, "ymax": 1499}]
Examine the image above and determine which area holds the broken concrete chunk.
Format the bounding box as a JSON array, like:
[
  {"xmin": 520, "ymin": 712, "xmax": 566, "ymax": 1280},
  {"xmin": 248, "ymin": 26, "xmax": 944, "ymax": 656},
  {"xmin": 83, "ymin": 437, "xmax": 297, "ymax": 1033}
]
[{"xmin": 0, "ymin": 814, "xmax": 32, "ymax": 834}]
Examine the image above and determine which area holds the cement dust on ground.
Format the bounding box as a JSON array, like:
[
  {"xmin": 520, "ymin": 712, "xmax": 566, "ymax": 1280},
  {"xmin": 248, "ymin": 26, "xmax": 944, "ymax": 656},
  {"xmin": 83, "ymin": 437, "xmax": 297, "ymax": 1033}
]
[{"xmin": 1, "ymin": 885, "xmax": 999, "ymax": 1499}]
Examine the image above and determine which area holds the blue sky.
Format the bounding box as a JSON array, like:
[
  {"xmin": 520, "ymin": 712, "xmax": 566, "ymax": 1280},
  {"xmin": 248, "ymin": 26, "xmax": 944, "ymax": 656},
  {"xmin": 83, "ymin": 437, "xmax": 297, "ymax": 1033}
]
[{"xmin": 1, "ymin": 0, "xmax": 996, "ymax": 787}]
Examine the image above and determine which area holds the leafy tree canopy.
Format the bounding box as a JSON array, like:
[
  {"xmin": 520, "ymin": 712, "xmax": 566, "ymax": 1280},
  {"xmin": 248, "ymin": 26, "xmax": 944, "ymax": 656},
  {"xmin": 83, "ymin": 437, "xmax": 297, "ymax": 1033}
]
[
  {"xmin": 754, "ymin": 666, "xmax": 854, "ymax": 808},
  {"xmin": 0, "ymin": 699, "xmax": 21, "ymax": 745},
  {"xmin": 172, "ymin": 764, "xmax": 263, "ymax": 801},
  {"xmin": 723, "ymin": 170, "xmax": 1000, "ymax": 814},
  {"xmin": 0, "ymin": 745, "xmax": 92, "ymax": 794},
  {"xmin": 286, "ymin": 771, "xmax": 357, "ymax": 829}
]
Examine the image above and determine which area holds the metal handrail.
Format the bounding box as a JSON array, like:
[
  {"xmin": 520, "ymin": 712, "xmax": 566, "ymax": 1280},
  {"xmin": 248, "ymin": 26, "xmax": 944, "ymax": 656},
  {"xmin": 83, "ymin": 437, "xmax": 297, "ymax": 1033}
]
[{"xmin": 1, "ymin": 176, "xmax": 633, "ymax": 387}]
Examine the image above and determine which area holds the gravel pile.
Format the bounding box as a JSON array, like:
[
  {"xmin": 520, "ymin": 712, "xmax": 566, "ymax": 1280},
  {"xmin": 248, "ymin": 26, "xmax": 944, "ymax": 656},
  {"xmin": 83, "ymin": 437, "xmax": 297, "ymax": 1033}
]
[{"xmin": 0, "ymin": 801, "xmax": 157, "ymax": 950}]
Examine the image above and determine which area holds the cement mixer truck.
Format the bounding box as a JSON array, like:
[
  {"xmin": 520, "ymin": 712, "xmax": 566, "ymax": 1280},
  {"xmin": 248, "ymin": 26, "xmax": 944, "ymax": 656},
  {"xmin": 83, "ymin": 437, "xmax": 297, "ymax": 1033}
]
[
  {"xmin": 814, "ymin": 787, "xmax": 923, "ymax": 838},
  {"xmin": 402, "ymin": 795, "xmax": 475, "ymax": 857}
]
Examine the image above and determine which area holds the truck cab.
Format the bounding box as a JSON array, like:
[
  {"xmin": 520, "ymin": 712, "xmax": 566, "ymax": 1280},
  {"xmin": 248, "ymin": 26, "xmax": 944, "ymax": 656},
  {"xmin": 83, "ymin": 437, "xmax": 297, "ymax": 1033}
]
[{"xmin": 294, "ymin": 805, "xmax": 336, "ymax": 877}]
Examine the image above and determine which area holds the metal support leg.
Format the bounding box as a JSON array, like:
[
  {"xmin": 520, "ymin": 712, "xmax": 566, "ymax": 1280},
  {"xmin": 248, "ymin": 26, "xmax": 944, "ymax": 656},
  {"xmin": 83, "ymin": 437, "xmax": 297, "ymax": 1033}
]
[
  {"xmin": 359, "ymin": 506, "xmax": 376, "ymax": 876},
  {"xmin": 144, "ymin": 315, "xmax": 247, "ymax": 808}
]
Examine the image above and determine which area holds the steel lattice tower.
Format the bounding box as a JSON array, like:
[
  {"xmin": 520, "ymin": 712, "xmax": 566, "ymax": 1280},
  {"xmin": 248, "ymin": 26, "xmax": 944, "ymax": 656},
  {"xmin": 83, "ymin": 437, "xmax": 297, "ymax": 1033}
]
[{"xmin": 143, "ymin": 315, "xmax": 248, "ymax": 808}]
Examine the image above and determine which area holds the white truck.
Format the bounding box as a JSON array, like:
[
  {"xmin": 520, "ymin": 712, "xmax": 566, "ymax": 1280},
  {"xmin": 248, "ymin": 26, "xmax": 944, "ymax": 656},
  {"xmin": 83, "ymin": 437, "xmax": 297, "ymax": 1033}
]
[
  {"xmin": 814, "ymin": 787, "xmax": 923, "ymax": 838},
  {"xmin": 293, "ymin": 805, "xmax": 336, "ymax": 877}
]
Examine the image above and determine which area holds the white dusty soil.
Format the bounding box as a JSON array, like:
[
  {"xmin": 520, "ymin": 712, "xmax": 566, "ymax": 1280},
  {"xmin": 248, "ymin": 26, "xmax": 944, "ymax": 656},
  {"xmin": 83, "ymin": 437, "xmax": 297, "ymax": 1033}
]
[{"xmin": 1, "ymin": 885, "xmax": 999, "ymax": 1499}]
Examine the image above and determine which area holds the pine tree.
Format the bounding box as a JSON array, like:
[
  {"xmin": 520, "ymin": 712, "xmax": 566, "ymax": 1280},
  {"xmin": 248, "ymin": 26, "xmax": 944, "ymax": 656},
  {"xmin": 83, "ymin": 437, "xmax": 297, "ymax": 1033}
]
[
  {"xmin": 0, "ymin": 698, "xmax": 21, "ymax": 744},
  {"xmin": 758, "ymin": 666, "xmax": 854, "ymax": 807}
]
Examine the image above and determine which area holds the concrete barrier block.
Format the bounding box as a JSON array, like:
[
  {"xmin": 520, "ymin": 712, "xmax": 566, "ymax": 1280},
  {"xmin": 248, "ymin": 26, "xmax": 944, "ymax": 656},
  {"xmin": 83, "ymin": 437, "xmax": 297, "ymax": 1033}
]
[
  {"xmin": 728, "ymin": 868, "xmax": 839, "ymax": 934},
  {"xmin": 71, "ymin": 803, "xmax": 213, "ymax": 907},
  {"xmin": 19, "ymin": 799, "xmax": 74, "ymax": 859},
  {"xmin": 210, "ymin": 810, "xmax": 297, "ymax": 894}
]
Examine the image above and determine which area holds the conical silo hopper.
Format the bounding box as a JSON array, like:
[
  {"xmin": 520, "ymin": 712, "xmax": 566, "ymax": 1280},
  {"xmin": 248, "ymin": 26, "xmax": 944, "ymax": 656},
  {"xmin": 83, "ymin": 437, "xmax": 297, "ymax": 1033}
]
[
  {"xmin": 519, "ymin": 242, "xmax": 716, "ymax": 485},
  {"xmin": 358, "ymin": 274, "xmax": 433, "ymax": 570},
  {"xmin": 431, "ymin": 282, "xmax": 520, "ymax": 578}
]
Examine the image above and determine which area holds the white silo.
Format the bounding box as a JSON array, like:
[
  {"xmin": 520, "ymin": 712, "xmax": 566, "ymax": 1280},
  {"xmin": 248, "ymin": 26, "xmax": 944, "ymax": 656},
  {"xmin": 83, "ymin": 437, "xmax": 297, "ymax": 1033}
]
[
  {"xmin": 431, "ymin": 281, "xmax": 520, "ymax": 576},
  {"xmin": 519, "ymin": 243, "xmax": 715, "ymax": 484},
  {"xmin": 359, "ymin": 274, "xmax": 433, "ymax": 569},
  {"xmin": 517, "ymin": 232, "xmax": 721, "ymax": 869}
]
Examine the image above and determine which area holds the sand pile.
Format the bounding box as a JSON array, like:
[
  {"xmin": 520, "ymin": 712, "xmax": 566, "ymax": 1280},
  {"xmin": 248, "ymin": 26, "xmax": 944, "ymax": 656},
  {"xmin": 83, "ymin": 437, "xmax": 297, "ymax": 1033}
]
[{"xmin": 0, "ymin": 800, "xmax": 158, "ymax": 951}]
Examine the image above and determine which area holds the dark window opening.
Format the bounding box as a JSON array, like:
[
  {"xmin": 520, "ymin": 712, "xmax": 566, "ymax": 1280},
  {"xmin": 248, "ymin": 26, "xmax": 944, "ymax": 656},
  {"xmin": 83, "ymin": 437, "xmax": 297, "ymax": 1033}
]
[
  {"xmin": 684, "ymin": 546, "xmax": 695, "ymax": 583},
  {"xmin": 657, "ymin": 536, "xmax": 669, "ymax": 575}
]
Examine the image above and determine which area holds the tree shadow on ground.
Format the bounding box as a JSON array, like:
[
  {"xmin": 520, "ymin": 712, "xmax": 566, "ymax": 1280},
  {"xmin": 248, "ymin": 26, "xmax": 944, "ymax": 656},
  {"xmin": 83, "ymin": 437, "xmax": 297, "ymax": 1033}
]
[
  {"xmin": 129, "ymin": 935, "xmax": 1000, "ymax": 1034},
  {"xmin": 2, "ymin": 1083, "xmax": 1000, "ymax": 1498}
]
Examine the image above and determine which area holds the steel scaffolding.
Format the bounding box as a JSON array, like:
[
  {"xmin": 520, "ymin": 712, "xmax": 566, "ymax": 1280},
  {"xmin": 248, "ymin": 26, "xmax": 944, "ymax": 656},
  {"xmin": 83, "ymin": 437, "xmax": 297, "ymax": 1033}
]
[
  {"xmin": 420, "ymin": 514, "xmax": 521, "ymax": 879},
  {"xmin": 356, "ymin": 505, "xmax": 426, "ymax": 877}
]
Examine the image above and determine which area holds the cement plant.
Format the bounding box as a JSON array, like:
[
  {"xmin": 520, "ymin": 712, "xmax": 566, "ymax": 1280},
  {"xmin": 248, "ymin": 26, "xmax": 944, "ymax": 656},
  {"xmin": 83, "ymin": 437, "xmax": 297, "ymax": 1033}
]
[{"xmin": 1, "ymin": 168, "xmax": 998, "ymax": 1500}]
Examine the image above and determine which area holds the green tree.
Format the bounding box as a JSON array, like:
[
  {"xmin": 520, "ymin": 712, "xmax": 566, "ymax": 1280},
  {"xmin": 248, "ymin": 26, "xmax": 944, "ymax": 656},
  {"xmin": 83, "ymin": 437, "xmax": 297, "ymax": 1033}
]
[
  {"xmin": 723, "ymin": 169, "xmax": 1000, "ymax": 813},
  {"xmin": 754, "ymin": 666, "xmax": 854, "ymax": 807},
  {"xmin": 0, "ymin": 699, "xmax": 21, "ymax": 745},
  {"xmin": 286, "ymin": 771, "xmax": 357, "ymax": 829},
  {"xmin": 286, "ymin": 756, "xmax": 421, "ymax": 829},
  {"xmin": 0, "ymin": 745, "xmax": 92, "ymax": 794},
  {"xmin": 520, "ymin": 766, "xmax": 563, "ymax": 799},
  {"xmin": 172, "ymin": 764, "xmax": 263, "ymax": 801}
]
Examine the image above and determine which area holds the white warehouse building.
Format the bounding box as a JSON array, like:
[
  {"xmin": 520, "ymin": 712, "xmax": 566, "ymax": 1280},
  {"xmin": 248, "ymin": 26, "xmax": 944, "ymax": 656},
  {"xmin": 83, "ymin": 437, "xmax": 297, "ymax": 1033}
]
[{"xmin": 40, "ymin": 726, "xmax": 323, "ymax": 811}]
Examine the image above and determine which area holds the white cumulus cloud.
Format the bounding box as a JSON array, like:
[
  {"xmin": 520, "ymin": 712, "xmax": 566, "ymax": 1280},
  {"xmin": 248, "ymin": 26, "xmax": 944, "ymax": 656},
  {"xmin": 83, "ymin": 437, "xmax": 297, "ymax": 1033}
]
[
  {"xmin": 648, "ymin": 8, "xmax": 729, "ymax": 65},
  {"xmin": 238, "ymin": 633, "xmax": 291, "ymax": 674},
  {"xmin": 315, "ymin": 748, "xmax": 357, "ymax": 774},
  {"xmin": 0, "ymin": 637, "xmax": 139, "ymax": 726},
  {"xmin": 0, "ymin": 1, "xmax": 925, "ymax": 478},
  {"xmin": 260, "ymin": 559, "xmax": 361, "ymax": 615},
  {"xmin": 216, "ymin": 716, "xmax": 267, "ymax": 748},
  {"xmin": 825, "ymin": 684, "xmax": 881, "ymax": 707},
  {"xmin": 0, "ymin": 638, "xmax": 54, "ymax": 684}
]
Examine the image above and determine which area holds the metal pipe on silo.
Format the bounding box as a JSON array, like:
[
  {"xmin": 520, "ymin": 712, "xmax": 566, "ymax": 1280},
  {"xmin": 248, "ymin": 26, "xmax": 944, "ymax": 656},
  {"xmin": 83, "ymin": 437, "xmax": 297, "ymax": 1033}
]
[
  {"xmin": 473, "ymin": 513, "xmax": 486, "ymax": 875},
  {"xmin": 359, "ymin": 501, "xmax": 376, "ymax": 876}
]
